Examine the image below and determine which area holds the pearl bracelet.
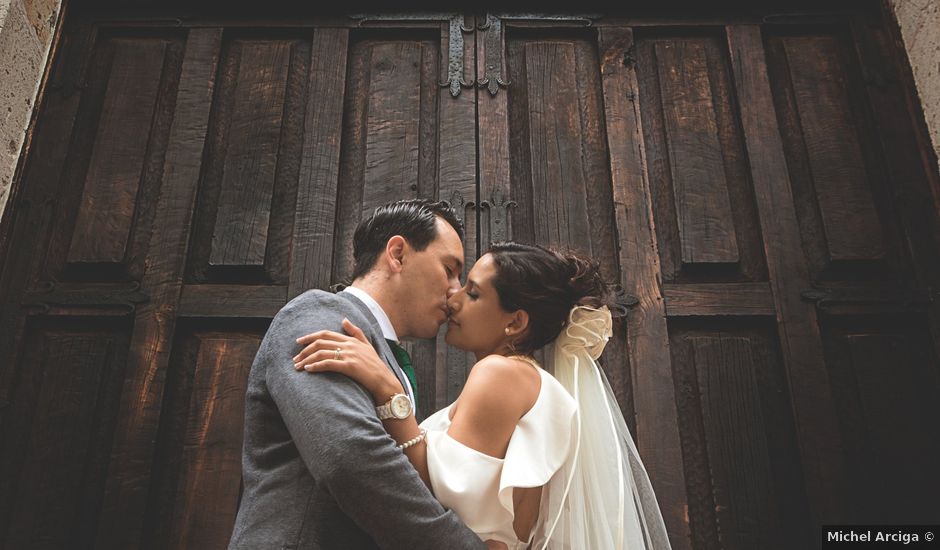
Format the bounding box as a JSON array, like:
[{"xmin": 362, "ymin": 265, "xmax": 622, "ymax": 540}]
[{"xmin": 397, "ymin": 428, "xmax": 427, "ymax": 450}]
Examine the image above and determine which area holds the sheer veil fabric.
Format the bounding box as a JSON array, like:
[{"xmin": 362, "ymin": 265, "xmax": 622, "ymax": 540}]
[{"xmin": 531, "ymin": 306, "xmax": 673, "ymax": 550}]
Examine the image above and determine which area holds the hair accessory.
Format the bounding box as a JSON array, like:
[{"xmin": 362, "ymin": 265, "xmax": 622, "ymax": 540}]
[{"xmin": 556, "ymin": 305, "xmax": 613, "ymax": 360}]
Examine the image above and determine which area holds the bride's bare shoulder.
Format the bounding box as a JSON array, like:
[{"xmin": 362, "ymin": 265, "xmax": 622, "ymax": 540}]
[
  {"xmin": 461, "ymin": 355, "xmax": 540, "ymax": 417},
  {"xmin": 448, "ymin": 355, "xmax": 542, "ymax": 456}
]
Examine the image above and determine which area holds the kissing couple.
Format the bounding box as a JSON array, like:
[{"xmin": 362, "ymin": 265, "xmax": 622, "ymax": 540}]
[{"xmin": 228, "ymin": 199, "xmax": 672, "ymax": 549}]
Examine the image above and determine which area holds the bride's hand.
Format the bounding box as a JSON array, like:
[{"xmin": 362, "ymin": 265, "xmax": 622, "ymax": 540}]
[{"xmin": 293, "ymin": 318, "xmax": 403, "ymax": 403}]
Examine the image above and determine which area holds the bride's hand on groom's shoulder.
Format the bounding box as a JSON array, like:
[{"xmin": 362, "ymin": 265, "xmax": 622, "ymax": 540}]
[
  {"xmin": 293, "ymin": 319, "xmax": 403, "ymax": 403},
  {"xmin": 484, "ymin": 540, "xmax": 508, "ymax": 550}
]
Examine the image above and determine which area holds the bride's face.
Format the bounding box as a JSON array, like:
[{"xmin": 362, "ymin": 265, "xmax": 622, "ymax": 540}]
[{"xmin": 445, "ymin": 254, "xmax": 519, "ymax": 358}]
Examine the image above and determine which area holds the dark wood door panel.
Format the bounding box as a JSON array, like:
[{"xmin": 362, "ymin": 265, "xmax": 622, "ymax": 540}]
[
  {"xmin": 822, "ymin": 313, "xmax": 940, "ymax": 524},
  {"xmin": 765, "ymin": 26, "xmax": 909, "ymax": 283},
  {"xmin": 44, "ymin": 30, "xmax": 186, "ymax": 285},
  {"xmin": 636, "ymin": 29, "xmax": 767, "ymax": 284},
  {"xmin": 0, "ymin": 316, "xmax": 131, "ymax": 549},
  {"xmin": 1, "ymin": 8, "xmax": 939, "ymax": 550},
  {"xmin": 143, "ymin": 321, "xmax": 265, "ymax": 550},
  {"xmin": 185, "ymin": 33, "xmax": 311, "ymax": 286},
  {"xmin": 669, "ymin": 317, "xmax": 812, "ymax": 550}
]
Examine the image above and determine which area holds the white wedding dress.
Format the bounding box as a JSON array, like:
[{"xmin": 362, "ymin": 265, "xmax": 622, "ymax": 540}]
[
  {"xmin": 416, "ymin": 306, "xmax": 673, "ymax": 550},
  {"xmin": 419, "ymin": 363, "xmax": 577, "ymax": 549}
]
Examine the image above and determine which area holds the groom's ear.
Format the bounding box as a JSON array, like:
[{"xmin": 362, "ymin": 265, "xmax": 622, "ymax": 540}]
[{"xmin": 385, "ymin": 236, "xmax": 406, "ymax": 273}]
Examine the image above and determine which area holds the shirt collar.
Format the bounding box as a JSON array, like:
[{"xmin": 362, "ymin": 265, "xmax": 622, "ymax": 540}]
[{"xmin": 344, "ymin": 285, "xmax": 398, "ymax": 342}]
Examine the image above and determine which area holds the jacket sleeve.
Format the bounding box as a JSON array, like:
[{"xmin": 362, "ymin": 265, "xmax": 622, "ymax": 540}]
[{"xmin": 262, "ymin": 295, "xmax": 485, "ymax": 550}]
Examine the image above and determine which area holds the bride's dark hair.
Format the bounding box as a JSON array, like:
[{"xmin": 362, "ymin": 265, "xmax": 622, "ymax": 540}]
[{"xmin": 485, "ymin": 242, "xmax": 624, "ymax": 354}]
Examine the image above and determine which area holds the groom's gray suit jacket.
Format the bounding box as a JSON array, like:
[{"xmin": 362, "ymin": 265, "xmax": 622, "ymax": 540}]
[{"xmin": 228, "ymin": 289, "xmax": 483, "ymax": 550}]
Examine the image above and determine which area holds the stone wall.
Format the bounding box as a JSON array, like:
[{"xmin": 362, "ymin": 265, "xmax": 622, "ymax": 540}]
[
  {"xmin": 889, "ymin": 0, "xmax": 940, "ymax": 173},
  {"xmin": 0, "ymin": 0, "xmax": 62, "ymax": 223}
]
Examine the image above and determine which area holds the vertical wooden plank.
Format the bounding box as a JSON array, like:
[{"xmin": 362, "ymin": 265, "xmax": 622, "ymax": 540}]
[
  {"xmin": 5, "ymin": 331, "xmax": 113, "ymax": 548},
  {"xmin": 654, "ymin": 40, "xmax": 739, "ymax": 266},
  {"xmin": 289, "ymin": 28, "xmax": 349, "ymax": 297},
  {"xmin": 780, "ymin": 35, "xmax": 886, "ymax": 263},
  {"xmin": 569, "ymin": 37, "xmax": 636, "ymax": 416},
  {"xmin": 847, "ymin": 334, "xmax": 933, "ymax": 510},
  {"xmin": 849, "ymin": 16, "xmax": 940, "ymax": 369},
  {"xmin": 825, "ymin": 322, "xmax": 940, "ymax": 523},
  {"xmin": 67, "ymin": 39, "xmax": 168, "ymax": 265},
  {"xmin": 0, "ymin": 22, "xmax": 97, "ymax": 405},
  {"xmin": 691, "ymin": 336, "xmax": 780, "ymax": 550},
  {"xmin": 412, "ymin": 29, "xmax": 449, "ymax": 417},
  {"xmin": 330, "ymin": 38, "xmax": 371, "ymax": 286},
  {"xmin": 209, "ymin": 41, "xmax": 290, "ymax": 268},
  {"xmin": 435, "ymin": 17, "xmax": 476, "ymax": 409},
  {"xmin": 523, "ymin": 42, "xmax": 591, "ymax": 252},
  {"xmin": 95, "ymin": 28, "xmax": 222, "ymax": 550},
  {"xmin": 361, "ymin": 42, "xmax": 423, "ymax": 213},
  {"xmin": 598, "ymin": 27, "xmax": 691, "ymax": 550},
  {"xmin": 166, "ymin": 335, "xmax": 257, "ymax": 549},
  {"xmin": 726, "ymin": 24, "xmax": 849, "ymax": 526}
]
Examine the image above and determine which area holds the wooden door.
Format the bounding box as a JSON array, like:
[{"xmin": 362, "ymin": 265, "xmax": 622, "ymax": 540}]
[
  {"xmin": 1, "ymin": 6, "xmax": 938, "ymax": 550},
  {"xmin": 0, "ymin": 13, "xmax": 479, "ymax": 549}
]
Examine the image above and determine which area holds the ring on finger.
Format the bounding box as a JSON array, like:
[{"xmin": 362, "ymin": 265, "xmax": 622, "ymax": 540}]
[{"xmin": 334, "ymin": 347, "xmax": 342, "ymax": 360}]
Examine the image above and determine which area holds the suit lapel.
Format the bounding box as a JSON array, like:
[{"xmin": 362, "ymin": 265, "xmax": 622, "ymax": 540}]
[{"xmin": 337, "ymin": 290, "xmax": 411, "ymax": 397}]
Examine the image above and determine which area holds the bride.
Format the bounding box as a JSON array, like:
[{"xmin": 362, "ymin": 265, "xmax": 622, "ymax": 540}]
[{"xmin": 293, "ymin": 242, "xmax": 672, "ymax": 550}]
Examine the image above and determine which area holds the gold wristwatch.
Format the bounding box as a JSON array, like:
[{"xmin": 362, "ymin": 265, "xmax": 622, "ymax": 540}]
[{"xmin": 376, "ymin": 393, "xmax": 412, "ymax": 420}]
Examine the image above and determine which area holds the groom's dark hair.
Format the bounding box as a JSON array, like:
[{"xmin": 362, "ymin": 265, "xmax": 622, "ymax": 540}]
[{"xmin": 351, "ymin": 199, "xmax": 464, "ymax": 281}]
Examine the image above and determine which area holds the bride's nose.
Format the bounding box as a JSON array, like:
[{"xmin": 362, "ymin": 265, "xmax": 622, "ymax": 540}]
[{"xmin": 446, "ymin": 293, "xmax": 461, "ymax": 312}]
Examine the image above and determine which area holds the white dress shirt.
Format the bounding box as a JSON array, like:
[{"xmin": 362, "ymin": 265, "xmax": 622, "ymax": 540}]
[{"xmin": 343, "ymin": 285, "xmax": 415, "ymax": 406}]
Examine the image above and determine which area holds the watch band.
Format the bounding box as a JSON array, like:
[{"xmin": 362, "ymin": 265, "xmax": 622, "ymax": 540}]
[
  {"xmin": 376, "ymin": 400, "xmax": 394, "ymax": 419},
  {"xmin": 376, "ymin": 393, "xmax": 411, "ymax": 420}
]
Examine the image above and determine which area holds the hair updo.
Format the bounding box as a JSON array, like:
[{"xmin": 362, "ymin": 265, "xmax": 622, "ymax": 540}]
[{"xmin": 485, "ymin": 242, "xmax": 624, "ymax": 354}]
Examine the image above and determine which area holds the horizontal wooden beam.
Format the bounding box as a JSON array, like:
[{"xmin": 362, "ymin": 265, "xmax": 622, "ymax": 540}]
[
  {"xmin": 664, "ymin": 282, "xmax": 775, "ymax": 317},
  {"xmin": 178, "ymin": 284, "xmax": 287, "ymax": 318}
]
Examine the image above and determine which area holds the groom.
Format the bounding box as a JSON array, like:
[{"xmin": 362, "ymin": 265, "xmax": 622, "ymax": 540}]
[{"xmin": 228, "ymin": 199, "xmax": 486, "ymax": 549}]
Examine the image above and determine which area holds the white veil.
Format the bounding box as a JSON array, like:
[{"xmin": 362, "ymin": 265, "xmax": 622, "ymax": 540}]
[{"xmin": 531, "ymin": 305, "xmax": 673, "ymax": 550}]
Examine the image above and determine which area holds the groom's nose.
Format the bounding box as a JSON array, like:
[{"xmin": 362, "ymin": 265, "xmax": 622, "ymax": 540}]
[{"xmin": 446, "ymin": 282, "xmax": 460, "ymax": 298}]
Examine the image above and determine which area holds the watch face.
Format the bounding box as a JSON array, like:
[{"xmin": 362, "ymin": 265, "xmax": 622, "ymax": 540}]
[{"xmin": 391, "ymin": 395, "xmax": 412, "ymax": 419}]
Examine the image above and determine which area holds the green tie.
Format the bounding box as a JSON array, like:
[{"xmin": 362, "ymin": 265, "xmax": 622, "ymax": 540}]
[{"xmin": 386, "ymin": 339, "xmax": 417, "ymax": 407}]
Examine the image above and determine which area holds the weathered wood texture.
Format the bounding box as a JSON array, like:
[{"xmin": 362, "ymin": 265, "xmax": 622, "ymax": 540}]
[
  {"xmin": 670, "ymin": 319, "xmax": 810, "ymax": 550},
  {"xmin": 95, "ymin": 28, "xmax": 223, "ymax": 549},
  {"xmin": 208, "ymin": 41, "xmax": 290, "ymax": 269},
  {"xmin": 143, "ymin": 327, "xmax": 263, "ymax": 550},
  {"xmin": 0, "ymin": 319, "xmax": 130, "ymax": 548},
  {"xmin": 728, "ymin": 25, "xmax": 851, "ymax": 532},
  {"xmin": 770, "ymin": 33, "xmax": 886, "ymax": 264},
  {"xmin": 187, "ymin": 36, "xmax": 308, "ymax": 284},
  {"xmin": 331, "ymin": 29, "xmax": 463, "ymax": 416},
  {"xmin": 68, "ymin": 40, "xmax": 169, "ymax": 266},
  {"xmin": 0, "ymin": 22, "xmax": 99, "ymax": 408},
  {"xmin": 439, "ymin": 16, "xmax": 477, "ymax": 407},
  {"xmin": 1, "ymin": 9, "xmax": 939, "ymax": 550},
  {"xmin": 289, "ymin": 28, "xmax": 349, "ymax": 298},
  {"xmin": 664, "ymin": 282, "xmax": 774, "ymax": 316},
  {"xmin": 506, "ymin": 31, "xmax": 632, "ymax": 429},
  {"xmin": 823, "ymin": 315, "xmax": 940, "ymax": 523},
  {"xmin": 654, "ymin": 40, "xmax": 739, "ymax": 266},
  {"xmin": 597, "ymin": 26, "xmax": 691, "ymax": 550},
  {"xmin": 637, "ymin": 31, "xmax": 766, "ymax": 284}
]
